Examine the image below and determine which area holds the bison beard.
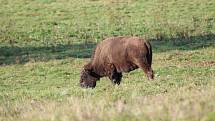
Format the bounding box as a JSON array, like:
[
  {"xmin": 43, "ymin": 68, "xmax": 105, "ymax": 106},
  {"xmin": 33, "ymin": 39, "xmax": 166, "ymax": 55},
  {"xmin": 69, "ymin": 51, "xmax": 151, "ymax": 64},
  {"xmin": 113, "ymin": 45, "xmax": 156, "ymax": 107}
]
[{"xmin": 80, "ymin": 36, "xmax": 154, "ymax": 88}]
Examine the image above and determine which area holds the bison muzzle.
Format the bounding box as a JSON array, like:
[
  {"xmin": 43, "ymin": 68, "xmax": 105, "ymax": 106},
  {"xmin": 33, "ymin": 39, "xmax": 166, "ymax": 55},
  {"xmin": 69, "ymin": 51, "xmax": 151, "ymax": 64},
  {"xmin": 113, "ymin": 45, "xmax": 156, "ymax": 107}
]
[{"xmin": 80, "ymin": 36, "xmax": 154, "ymax": 88}]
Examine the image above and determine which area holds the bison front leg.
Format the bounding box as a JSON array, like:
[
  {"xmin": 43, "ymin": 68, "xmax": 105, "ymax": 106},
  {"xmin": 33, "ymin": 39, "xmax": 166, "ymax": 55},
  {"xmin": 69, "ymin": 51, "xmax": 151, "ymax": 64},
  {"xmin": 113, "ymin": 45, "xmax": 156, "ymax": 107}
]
[
  {"xmin": 111, "ymin": 72, "xmax": 122, "ymax": 85},
  {"xmin": 108, "ymin": 72, "xmax": 122, "ymax": 85},
  {"xmin": 107, "ymin": 68, "xmax": 122, "ymax": 85}
]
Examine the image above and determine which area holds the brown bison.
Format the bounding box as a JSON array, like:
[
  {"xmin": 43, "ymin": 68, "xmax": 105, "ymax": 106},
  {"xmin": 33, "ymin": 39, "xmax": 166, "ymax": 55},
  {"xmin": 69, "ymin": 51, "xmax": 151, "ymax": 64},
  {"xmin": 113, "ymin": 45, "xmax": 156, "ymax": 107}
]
[{"xmin": 80, "ymin": 36, "xmax": 154, "ymax": 88}]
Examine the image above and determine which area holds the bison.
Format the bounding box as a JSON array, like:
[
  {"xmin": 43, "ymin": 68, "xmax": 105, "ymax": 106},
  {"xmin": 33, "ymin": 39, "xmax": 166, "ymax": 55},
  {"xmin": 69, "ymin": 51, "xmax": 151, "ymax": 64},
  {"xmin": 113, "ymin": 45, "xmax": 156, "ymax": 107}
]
[{"xmin": 80, "ymin": 36, "xmax": 154, "ymax": 88}]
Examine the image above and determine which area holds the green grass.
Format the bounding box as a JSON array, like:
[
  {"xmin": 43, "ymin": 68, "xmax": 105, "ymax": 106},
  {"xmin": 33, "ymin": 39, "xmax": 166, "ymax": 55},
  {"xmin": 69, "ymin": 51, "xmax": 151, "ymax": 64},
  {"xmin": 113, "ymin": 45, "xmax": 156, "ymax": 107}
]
[{"xmin": 0, "ymin": 0, "xmax": 215, "ymax": 121}]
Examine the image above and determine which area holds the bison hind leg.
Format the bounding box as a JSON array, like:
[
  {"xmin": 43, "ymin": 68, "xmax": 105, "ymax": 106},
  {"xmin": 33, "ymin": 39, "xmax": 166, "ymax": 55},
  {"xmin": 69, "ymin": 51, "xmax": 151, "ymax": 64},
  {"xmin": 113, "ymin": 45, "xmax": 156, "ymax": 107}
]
[{"xmin": 136, "ymin": 59, "xmax": 154, "ymax": 80}]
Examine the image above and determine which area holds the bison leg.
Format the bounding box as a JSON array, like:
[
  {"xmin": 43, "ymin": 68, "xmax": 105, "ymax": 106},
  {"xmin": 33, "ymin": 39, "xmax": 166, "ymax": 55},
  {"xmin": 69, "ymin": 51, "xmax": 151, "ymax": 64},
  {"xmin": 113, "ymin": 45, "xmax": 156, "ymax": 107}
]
[
  {"xmin": 112, "ymin": 72, "xmax": 122, "ymax": 85},
  {"xmin": 108, "ymin": 68, "xmax": 122, "ymax": 85},
  {"xmin": 136, "ymin": 60, "xmax": 154, "ymax": 80}
]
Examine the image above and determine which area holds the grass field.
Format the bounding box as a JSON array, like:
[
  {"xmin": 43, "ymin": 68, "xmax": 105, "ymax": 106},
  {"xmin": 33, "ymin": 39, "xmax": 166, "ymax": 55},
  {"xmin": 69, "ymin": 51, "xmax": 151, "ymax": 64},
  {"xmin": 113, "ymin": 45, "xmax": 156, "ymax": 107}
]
[{"xmin": 0, "ymin": 0, "xmax": 215, "ymax": 121}]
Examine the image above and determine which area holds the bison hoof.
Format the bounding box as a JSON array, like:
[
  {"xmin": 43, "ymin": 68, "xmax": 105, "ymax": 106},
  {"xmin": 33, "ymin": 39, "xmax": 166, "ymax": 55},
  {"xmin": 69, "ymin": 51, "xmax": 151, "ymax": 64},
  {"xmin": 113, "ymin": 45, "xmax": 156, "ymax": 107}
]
[
  {"xmin": 147, "ymin": 71, "xmax": 154, "ymax": 80},
  {"xmin": 112, "ymin": 79, "xmax": 121, "ymax": 85},
  {"xmin": 147, "ymin": 75, "xmax": 154, "ymax": 80}
]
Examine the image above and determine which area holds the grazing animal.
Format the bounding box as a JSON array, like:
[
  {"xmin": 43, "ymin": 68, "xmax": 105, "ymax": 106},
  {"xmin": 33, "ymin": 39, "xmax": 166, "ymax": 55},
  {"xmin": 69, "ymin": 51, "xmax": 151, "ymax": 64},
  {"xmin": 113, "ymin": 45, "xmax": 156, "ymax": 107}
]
[{"xmin": 80, "ymin": 36, "xmax": 154, "ymax": 88}]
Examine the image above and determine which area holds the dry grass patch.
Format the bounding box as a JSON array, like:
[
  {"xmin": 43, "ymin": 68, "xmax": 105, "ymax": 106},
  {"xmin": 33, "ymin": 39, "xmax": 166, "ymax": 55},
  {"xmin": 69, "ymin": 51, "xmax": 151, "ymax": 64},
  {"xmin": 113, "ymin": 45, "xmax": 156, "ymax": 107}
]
[{"xmin": 1, "ymin": 86, "xmax": 214, "ymax": 121}]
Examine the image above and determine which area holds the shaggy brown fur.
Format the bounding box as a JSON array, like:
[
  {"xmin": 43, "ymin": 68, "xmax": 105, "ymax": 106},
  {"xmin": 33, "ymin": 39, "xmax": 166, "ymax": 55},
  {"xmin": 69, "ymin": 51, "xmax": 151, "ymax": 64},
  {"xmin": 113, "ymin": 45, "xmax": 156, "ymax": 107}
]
[{"xmin": 80, "ymin": 36, "xmax": 154, "ymax": 88}]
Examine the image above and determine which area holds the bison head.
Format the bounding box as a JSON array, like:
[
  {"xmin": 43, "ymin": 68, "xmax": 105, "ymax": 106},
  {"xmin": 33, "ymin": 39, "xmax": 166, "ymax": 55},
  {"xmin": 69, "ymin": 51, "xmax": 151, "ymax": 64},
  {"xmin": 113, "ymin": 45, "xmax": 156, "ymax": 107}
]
[{"xmin": 80, "ymin": 63, "xmax": 100, "ymax": 88}]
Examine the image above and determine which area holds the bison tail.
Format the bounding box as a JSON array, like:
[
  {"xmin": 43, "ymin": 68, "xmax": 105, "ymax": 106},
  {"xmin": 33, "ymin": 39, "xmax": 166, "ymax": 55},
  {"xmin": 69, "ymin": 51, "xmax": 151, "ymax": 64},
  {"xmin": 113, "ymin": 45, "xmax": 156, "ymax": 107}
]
[{"xmin": 145, "ymin": 41, "xmax": 152, "ymax": 66}]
